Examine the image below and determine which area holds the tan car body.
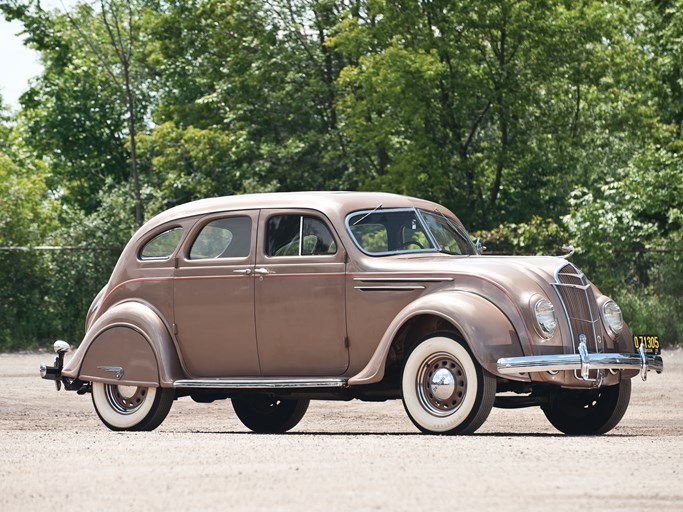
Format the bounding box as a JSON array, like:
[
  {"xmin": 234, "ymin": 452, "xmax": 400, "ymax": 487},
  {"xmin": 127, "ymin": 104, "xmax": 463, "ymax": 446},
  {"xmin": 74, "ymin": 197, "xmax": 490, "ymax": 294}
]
[{"xmin": 44, "ymin": 191, "xmax": 663, "ymax": 434}]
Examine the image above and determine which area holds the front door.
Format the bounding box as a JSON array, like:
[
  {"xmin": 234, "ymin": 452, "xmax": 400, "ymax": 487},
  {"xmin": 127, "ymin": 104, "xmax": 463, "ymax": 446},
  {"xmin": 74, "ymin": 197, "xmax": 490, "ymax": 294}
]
[
  {"xmin": 174, "ymin": 211, "xmax": 260, "ymax": 378},
  {"xmin": 254, "ymin": 210, "xmax": 349, "ymax": 376}
]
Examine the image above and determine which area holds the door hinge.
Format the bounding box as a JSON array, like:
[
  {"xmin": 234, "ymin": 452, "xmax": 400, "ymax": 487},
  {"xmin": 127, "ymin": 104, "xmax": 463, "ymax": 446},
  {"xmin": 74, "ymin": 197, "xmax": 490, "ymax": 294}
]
[
  {"xmin": 343, "ymin": 336, "xmax": 349, "ymax": 348},
  {"xmin": 172, "ymin": 323, "xmax": 178, "ymax": 335}
]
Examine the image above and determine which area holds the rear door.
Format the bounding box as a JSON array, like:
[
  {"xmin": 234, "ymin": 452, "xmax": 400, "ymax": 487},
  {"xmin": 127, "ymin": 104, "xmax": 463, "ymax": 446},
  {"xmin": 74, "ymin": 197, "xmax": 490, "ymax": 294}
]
[{"xmin": 173, "ymin": 211, "xmax": 260, "ymax": 378}]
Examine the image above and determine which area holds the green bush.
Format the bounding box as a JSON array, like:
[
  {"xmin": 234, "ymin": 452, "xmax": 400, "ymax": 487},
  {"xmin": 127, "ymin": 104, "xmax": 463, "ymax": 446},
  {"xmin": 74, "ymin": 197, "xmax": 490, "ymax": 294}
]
[{"xmin": 616, "ymin": 287, "xmax": 682, "ymax": 348}]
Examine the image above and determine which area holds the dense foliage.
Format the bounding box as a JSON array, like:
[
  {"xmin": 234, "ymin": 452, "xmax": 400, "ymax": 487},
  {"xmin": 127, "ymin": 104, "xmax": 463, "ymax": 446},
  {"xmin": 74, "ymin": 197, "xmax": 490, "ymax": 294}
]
[{"xmin": 0, "ymin": 0, "xmax": 681, "ymax": 349}]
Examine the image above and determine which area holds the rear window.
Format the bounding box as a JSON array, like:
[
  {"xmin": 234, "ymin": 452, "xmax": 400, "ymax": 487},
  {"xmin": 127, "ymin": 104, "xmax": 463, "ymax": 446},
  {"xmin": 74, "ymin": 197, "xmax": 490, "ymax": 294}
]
[{"xmin": 140, "ymin": 228, "xmax": 183, "ymax": 260}]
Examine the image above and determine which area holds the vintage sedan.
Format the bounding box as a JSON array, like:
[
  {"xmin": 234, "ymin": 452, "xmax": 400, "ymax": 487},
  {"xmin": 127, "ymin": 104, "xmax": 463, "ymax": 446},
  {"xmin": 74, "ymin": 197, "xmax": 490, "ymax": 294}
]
[{"xmin": 41, "ymin": 192, "xmax": 663, "ymax": 435}]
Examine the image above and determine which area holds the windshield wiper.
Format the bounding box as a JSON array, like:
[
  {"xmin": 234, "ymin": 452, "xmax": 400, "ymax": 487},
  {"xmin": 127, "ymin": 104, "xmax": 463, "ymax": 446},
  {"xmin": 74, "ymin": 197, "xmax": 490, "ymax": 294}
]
[{"xmin": 352, "ymin": 203, "xmax": 383, "ymax": 226}]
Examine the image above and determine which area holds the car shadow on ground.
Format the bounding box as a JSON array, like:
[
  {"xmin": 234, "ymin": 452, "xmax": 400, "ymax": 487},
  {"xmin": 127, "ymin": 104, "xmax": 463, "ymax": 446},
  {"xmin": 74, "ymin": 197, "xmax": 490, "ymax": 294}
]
[{"xmin": 174, "ymin": 430, "xmax": 628, "ymax": 438}]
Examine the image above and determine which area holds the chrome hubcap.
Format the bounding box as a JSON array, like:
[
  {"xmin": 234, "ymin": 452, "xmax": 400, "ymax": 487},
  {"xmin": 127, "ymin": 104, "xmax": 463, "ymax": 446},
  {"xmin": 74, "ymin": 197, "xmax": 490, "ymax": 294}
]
[
  {"xmin": 104, "ymin": 384, "xmax": 148, "ymax": 415},
  {"xmin": 430, "ymin": 368, "xmax": 455, "ymax": 400},
  {"xmin": 416, "ymin": 352, "xmax": 467, "ymax": 416}
]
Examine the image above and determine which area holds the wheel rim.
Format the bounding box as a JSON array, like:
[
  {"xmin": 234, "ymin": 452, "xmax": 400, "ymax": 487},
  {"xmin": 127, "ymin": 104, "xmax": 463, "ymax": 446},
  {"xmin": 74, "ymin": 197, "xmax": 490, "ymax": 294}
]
[
  {"xmin": 250, "ymin": 398, "xmax": 282, "ymax": 414},
  {"xmin": 104, "ymin": 384, "xmax": 148, "ymax": 415},
  {"xmin": 415, "ymin": 352, "xmax": 467, "ymax": 417}
]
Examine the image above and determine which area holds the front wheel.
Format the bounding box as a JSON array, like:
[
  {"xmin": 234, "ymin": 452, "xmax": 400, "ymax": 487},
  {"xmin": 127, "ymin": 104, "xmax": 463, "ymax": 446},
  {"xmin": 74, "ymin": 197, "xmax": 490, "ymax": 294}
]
[
  {"xmin": 401, "ymin": 333, "xmax": 496, "ymax": 435},
  {"xmin": 232, "ymin": 397, "xmax": 309, "ymax": 433},
  {"xmin": 92, "ymin": 382, "xmax": 174, "ymax": 431},
  {"xmin": 542, "ymin": 379, "xmax": 631, "ymax": 435}
]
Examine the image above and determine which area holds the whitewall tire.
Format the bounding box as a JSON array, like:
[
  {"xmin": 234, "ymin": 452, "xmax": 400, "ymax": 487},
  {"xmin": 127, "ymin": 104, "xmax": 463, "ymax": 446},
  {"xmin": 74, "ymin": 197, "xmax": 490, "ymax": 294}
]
[
  {"xmin": 92, "ymin": 382, "xmax": 174, "ymax": 431},
  {"xmin": 401, "ymin": 333, "xmax": 496, "ymax": 435}
]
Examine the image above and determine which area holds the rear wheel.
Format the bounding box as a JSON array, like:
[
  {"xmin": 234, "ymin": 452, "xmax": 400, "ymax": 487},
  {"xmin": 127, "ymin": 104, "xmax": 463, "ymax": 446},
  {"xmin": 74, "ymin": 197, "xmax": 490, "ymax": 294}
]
[
  {"xmin": 232, "ymin": 397, "xmax": 309, "ymax": 433},
  {"xmin": 92, "ymin": 382, "xmax": 174, "ymax": 431},
  {"xmin": 401, "ymin": 333, "xmax": 496, "ymax": 435},
  {"xmin": 542, "ymin": 379, "xmax": 631, "ymax": 435}
]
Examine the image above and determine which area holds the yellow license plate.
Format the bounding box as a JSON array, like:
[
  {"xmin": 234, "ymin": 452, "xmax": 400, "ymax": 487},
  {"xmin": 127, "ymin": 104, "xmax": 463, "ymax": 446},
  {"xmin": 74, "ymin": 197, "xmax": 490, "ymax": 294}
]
[{"xmin": 633, "ymin": 334, "xmax": 661, "ymax": 355}]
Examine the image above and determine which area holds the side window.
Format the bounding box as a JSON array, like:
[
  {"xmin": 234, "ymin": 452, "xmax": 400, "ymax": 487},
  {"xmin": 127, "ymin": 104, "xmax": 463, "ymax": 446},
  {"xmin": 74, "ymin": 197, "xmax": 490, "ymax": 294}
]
[
  {"xmin": 190, "ymin": 217, "xmax": 252, "ymax": 259},
  {"xmin": 140, "ymin": 227, "xmax": 183, "ymax": 260},
  {"xmin": 267, "ymin": 215, "xmax": 337, "ymax": 257}
]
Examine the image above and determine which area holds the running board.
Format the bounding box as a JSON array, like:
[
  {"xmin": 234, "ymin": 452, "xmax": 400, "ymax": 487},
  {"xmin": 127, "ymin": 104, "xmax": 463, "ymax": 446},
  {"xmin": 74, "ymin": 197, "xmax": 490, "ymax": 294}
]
[{"xmin": 173, "ymin": 377, "xmax": 348, "ymax": 390}]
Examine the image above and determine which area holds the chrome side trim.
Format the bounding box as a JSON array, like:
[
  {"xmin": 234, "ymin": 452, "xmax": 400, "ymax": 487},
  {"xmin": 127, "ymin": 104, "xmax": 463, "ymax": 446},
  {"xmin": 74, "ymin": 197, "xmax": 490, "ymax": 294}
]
[
  {"xmin": 353, "ymin": 277, "xmax": 454, "ymax": 283},
  {"xmin": 497, "ymin": 346, "xmax": 663, "ymax": 381},
  {"xmin": 354, "ymin": 285, "xmax": 425, "ymax": 291},
  {"xmin": 174, "ymin": 377, "xmax": 348, "ymax": 389},
  {"xmin": 97, "ymin": 366, "xmax": 124, "ymax": 380}
]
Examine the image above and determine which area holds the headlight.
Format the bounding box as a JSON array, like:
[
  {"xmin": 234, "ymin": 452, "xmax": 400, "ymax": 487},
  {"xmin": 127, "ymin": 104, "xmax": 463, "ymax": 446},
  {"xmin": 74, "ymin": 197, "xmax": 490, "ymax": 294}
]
[
  {"xmin": 534, "ymin": 298, "xmax": 557, "ymax": 337},
  {"xmin": 602, "ymin": 300, "xmax": 623, "ymax": 336}
]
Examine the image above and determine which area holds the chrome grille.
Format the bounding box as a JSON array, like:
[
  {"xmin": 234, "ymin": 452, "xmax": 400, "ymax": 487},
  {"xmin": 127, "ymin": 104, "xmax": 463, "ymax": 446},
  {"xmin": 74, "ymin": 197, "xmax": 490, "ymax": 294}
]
[{"xmin": 553, "ymin": 263, "xmax": 604, "ymax": 353}]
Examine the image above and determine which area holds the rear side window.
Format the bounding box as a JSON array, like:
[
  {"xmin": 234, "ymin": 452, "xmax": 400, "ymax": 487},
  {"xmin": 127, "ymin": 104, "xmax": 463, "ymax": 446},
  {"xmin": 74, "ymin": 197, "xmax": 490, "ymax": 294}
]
[
  {"xmin": 267, "ymin": 215, "xmax": 337, "ymax": 257},
  {"xmin": 140, "ymin": 228, "xmax": 183, "ymax": 260},
  {"xmin": 190, "ymin": 216, "xmax": 252, "ymax": 259}
]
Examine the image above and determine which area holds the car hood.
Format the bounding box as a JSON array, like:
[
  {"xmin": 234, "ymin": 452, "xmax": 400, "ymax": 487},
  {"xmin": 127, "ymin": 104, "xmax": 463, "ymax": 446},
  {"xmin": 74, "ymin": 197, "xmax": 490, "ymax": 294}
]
[
  {"xmin": 356, "ymin": 254, "xmax": 595, "ymax": 301},
  {"xmin": 362, "ymin": 253, "xmax": 567, "ymax": 282}
]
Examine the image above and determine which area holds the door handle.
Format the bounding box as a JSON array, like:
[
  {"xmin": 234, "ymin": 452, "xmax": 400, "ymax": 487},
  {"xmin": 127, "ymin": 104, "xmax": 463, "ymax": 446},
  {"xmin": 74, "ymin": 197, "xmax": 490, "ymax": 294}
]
[
  {"xmin": 254, "ymin": 268, "xmax": 274, "ymax": 275},
  {"xmin": 233, "ymin": 268, "xmax": 252, "ymax": 275}
]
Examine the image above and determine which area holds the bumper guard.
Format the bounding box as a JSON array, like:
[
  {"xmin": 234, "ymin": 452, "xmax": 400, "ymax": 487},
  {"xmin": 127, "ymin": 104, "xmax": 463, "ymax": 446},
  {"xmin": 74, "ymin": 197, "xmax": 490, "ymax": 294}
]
[{"xmin": 40, "ymin": 340, "xmax": 86, "ymax": 392}]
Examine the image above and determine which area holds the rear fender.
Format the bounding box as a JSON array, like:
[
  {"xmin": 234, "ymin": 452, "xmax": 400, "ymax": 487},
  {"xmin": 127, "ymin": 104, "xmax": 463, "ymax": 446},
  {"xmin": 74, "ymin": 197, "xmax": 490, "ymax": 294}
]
[
  {"xmin": 348, "ymin": 291, "xmax": 526, "ymax": 385},
  {"xmin": 62, "ymin": 301, "xmax": 183, "ymax": 388}
]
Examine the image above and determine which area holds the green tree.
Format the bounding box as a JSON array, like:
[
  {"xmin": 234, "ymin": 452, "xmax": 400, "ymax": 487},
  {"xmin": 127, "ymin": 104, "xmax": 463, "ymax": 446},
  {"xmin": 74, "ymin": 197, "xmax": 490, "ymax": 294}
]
[
  {"xmin": 2, "ymin": 0, "xmax": 149, "ymax": 220},
  {"xmin": 566, "ymin": 147, "xmax": 683, "ymax": 343},
  {"xmin": 146, "ymin": 0, "xmax": 352, "ymax": 197},
  {"xmin": 0, "ymin": 106, "xmax": 59, "ymax": 348},
  {"xmin": 63, "ymin": 0, "xmax": 149, "ymax": 226},
  {"xmin": 332, "ymin": 1, "xmax": 654, "ymax": 228},
  {"xmin": 2, "ymin": 0, "xmax": 682, "ymax": 346},
  {"xmin": 138, "ymin": 121, "xmax": 256, "ymax": 206}
]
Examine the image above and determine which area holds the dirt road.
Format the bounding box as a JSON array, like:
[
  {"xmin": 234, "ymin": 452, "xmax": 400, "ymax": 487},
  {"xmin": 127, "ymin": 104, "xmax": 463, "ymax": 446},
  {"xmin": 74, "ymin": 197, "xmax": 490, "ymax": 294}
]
[{"xmin": 1, "ymin": 350, "xmax": 681, "ymax": 512}]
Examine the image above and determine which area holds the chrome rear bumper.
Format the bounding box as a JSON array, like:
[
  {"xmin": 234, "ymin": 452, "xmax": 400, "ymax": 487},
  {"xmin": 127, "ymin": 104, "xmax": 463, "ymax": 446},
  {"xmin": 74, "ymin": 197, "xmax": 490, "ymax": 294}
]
[{"xmin": 497, "ymin": 341, "xmax": 663, "ymax": 381}]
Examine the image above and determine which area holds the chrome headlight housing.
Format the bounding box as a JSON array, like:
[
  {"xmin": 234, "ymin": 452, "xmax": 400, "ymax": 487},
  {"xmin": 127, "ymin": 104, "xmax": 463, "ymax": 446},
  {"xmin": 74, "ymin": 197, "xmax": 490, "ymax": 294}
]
[
  {"xmin": 602, "ymin": 300, "xmax": 623, "ymax": 336},
  {"xmin": 534, "ymin": 298, "xmax": 557, "ymax": 338}
]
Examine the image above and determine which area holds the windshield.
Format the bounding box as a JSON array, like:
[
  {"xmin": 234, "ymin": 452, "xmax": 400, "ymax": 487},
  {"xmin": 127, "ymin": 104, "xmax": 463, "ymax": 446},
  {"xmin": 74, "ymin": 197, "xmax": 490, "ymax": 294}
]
[{"xmin": 346, "ymin": 208, "xmax": 475, "ymax": 256}]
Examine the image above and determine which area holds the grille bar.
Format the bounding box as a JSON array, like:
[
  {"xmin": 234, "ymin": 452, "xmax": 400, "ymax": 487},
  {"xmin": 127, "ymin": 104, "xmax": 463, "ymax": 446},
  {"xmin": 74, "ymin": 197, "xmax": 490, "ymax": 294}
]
[{"xmin": 553, "ymin": 264, "xmax": 605, "ymax": 354}]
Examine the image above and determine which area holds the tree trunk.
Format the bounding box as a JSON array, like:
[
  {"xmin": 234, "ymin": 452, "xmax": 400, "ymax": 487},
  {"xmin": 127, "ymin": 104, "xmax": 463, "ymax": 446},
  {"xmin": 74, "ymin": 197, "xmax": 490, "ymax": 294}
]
[
  {"xmin": 491, "ymin": 18, "xmax": 508, "ymax": 208},
  {"xmin": 123, "ymin": 65, "xmax": 141, "ymax": 227}
]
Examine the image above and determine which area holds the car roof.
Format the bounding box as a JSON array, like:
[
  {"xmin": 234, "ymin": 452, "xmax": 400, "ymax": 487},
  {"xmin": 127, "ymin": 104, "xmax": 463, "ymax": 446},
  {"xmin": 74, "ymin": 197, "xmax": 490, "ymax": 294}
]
[{"xmin": 138, "ymin": 191, "xmax": 455, "ymax": 235}]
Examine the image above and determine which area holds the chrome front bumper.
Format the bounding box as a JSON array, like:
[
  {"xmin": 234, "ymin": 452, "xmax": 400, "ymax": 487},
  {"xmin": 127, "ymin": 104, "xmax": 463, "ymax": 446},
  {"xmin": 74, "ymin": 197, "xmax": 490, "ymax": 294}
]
[{"xmin": 497, "ymin": 341, "xmax": 663, "ymax": 382}]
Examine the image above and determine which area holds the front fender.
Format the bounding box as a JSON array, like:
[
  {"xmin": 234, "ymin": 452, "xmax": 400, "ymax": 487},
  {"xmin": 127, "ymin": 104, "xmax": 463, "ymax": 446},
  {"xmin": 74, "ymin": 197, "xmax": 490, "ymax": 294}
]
[
  {"xmin": 348, "ymin": 291, "xmax": 527, "ymax": 385},
  {"xmin": 62, "ymin": 301, "xmax": 183, "ymax": 387}
]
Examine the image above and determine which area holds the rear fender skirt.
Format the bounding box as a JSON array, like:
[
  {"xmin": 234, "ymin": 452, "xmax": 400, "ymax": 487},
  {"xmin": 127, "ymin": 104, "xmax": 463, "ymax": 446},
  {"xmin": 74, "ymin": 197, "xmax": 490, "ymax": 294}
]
[{"xmin": 61, "ymin": 301, "xmax": 183, "ymax": 387}]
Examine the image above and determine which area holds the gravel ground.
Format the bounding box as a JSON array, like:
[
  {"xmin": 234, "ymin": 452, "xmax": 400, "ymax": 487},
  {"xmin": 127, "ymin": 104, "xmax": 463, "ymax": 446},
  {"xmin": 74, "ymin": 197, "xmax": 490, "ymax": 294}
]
[{"xmin": 1, "ymin": 350, "xmax": 681, "ymax": 512}]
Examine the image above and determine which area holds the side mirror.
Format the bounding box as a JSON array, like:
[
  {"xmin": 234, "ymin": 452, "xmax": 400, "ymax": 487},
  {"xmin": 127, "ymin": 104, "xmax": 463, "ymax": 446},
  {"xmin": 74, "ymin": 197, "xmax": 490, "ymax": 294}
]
[{"xmin": 475, "ymin": 238, "xmax": 486, "ymax": 255}]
